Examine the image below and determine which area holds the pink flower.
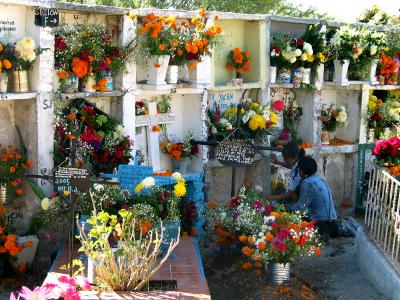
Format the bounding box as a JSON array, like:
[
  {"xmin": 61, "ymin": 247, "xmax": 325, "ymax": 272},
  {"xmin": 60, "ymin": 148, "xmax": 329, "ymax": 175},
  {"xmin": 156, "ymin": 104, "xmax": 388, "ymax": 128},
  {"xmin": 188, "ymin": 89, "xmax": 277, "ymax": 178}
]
[
  {"xmin": 60, "ymin": 286, "xmax": 80, "ymax": 300},
  {"xmin": 16, "ymin": 286, "xmax": 53, "ymax": 300},
  {"xmin": 58, "ymin": 275, "xmax": 76, "ymax": 286},
  {"xmin": 76, "ymin": 275, "xmax": 91, "ymax": 290},
  {"xmin": 272, "ymin": 100, "xmax": 284, "ymax": 111},
  {"xmin": 264, "ymin": 205, "xmax": 275, "ymax": 215},
  {"xmin": 253, "ymin": 200, "xmax": 263, "ymax": 210},
  {"xmin": 50, "ymin": 192, "xmax": 58, "ymax": 198}
]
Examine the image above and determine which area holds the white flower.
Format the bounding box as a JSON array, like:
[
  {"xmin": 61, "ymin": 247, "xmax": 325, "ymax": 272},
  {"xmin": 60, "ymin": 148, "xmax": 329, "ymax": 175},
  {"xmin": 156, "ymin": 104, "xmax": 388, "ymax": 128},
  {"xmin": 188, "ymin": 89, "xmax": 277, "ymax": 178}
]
[
  {"xmin": 242, "ymin": 110, "xmax": 255, "ymax": 124},
  {"xmin": 226, "ymin": 124, "xmax": 233, "ymax": 131},
  {"xmin": 294, "ymin": 49, "xmax": 302, "ymax": 57},
  {"xmin": 263, "ymin": 215, "xmax": 275, "ymax": 224},
  {"xmin": 142, "ymin": 177, "xmax": 155, "ymax": 188},
  {"xmin": 370, "ymin": 45, "xmax": 378, "ymax": 56},
  {"xmin": 271, "ymin": 50, "xmax": 276, "ymax": 57},
  {"xmin": 172, "ymin": 172, "xmax": 182, "ymax": 179},
  {"xmin": 94, "ymin": 184, "xmax": 104, "ymax": 192},
  {"xmin": 301, "ymin": 52, "xmax": 308, "ymax": 61},
  {"xmin": 282, "ymin": 48, "xmax": 292, "ymax": 60},
  {"xmin": 290, "ymin": 56, "xmax": 297, "ymax": 63},
  {"xmin": 211, "ymin": 126, "xmax": 218, "ymax": 134},
  {"xmin": 336, "ymin": 111, "xmax": 347, "ymax": 123},
  {"xmin": 303, "ymin": 42, "xmax": 313, "ymax": 56},
  {"xmin": 254, "ymin": 185, "xmax": 263, "ymax": 193},
  {"xmin": 41, "ymin": 198, "xmax": 50, "ymax": 210}
]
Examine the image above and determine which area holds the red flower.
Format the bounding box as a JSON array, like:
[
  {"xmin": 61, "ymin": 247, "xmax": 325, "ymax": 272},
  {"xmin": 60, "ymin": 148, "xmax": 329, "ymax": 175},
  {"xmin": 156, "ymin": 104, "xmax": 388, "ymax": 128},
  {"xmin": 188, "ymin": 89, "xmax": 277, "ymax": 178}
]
[
  {"xmin": 121, "ymin": 205, "xmax": 129, "ymax": 210},
  {"xmin": 83, "ymin": 106, "xmax": 94, "ymax": 116},
  {"xmin": 272, "ymin": 100, "xmax": 284, "ymax": 111},
  {"xmin": 297, "ymin": 38, "xmax": 303, "ymax": 47},
  {"xmin": 230, "ymin": 196, "xmax": 240, "ymax": 208},
  {"xmin": 214, "ymin": 108, "xmax": 221, "ymax": 122}
]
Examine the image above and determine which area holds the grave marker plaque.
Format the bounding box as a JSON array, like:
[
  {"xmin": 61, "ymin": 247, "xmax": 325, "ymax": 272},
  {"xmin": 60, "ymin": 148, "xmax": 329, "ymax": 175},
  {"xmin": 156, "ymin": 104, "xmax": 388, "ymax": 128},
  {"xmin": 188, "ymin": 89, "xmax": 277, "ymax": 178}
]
[
  {"xmin": 54, "ymin": 167, "xmax": 89, "ymax": 194},
  {"xmin": 215, "ymin": 139, "xmax": 255, "ymax": 166},
  {"xmin": 34, "ymin": 7, "xmax": 59, "ymax": 28}
]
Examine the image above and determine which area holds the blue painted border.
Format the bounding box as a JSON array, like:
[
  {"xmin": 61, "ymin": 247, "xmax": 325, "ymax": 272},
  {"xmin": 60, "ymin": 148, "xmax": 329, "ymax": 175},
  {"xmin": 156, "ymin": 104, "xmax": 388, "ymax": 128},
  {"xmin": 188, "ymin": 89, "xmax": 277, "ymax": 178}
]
[
  {"xmin": 48, "ymin": 243, "xmax": 65, "ymax": 273},
  {"xmin": 192, "ymin": 238, "xmax": 206, "ymax": 280}
]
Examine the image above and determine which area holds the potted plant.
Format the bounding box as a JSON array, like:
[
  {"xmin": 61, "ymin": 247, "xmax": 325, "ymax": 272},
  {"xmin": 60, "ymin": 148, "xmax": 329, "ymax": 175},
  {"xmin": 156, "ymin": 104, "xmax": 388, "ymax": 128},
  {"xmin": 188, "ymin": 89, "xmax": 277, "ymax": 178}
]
[
  {"xmin": 160, "ymin": 131, "xmax": 199, "ymax": 174},
  {"xmin": 301, "ymin": 24, "xmax": 328, "ymax": 88},
  {"xmin": 320, "ymin": 104, "xmax": 347, "ymax": 145},
  {"xmin": 8, "ymin": 37, "xmax": 40, "ymax": 93},
  {"xmin": 0, "ymin": 41, "xmax": 13, "ymax": 93},
  {"xmin": 328, "ymin": 26, "xmax": 361, "ymax": 86},
  {"xmin": 226, "ymin": 48, "xmax": 252, "ymax": 85}
]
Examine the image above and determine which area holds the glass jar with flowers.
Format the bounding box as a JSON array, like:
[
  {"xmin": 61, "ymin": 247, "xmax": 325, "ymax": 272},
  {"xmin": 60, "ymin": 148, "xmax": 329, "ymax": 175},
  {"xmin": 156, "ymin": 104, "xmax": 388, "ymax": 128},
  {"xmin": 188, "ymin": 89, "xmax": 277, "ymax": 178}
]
[
  {"xmin": 8, "ymin": 37, "xmax": 40, "ymax": 93},
  {"xmin": 0, "ymin": 41, "xmax": 13, "ymax": 93},
  {"xmin": 320, "ymin": 104, "xmax": 347, "ymax": 145},
  {"xmin": 226, "ymin": 47, "xmax": 251, "ymax": 86},
  {"xmin": 160, "ymin": 131, "xmax": 199, "ymax": 174},
  {"xmin": 271, "ymin": 33, "xmax": 294, "ymax": 84}
]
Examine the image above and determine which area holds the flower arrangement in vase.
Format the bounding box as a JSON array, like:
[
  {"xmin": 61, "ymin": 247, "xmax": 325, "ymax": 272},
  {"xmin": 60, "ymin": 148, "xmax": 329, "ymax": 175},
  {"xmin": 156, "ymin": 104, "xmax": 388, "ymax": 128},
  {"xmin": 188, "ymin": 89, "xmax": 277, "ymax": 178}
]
[
  {"xmin": 372, "ymin": 137, "xmax": 400, "ymax": 174},
  {"xmin": 0, "ymin": 42, "xmax": 13, "ymax": 93},
  {"xmin": 270, "ymin": 33, "xmax": 296, "ymax": 83},
  {"xmin": 54, "ymin": 100, "xmax": 132, "ymax": 175},
  {"xmin": 55, "ymin": 24, "xmax": 131, "ymax": 92},
  {"xmin": 377, "ymin": 53, "xmax": 399, "ymax": 85},
  {"xmin": 320, "ymin": 104, "xmax": 347, "ymax": 145},
  {"xmin": 226, "ymin": 48, "xmax": 251, "ymax": 85},
  {"xmin": 160, "ymin": 131, "xmax": 199, "ymax": 173}
]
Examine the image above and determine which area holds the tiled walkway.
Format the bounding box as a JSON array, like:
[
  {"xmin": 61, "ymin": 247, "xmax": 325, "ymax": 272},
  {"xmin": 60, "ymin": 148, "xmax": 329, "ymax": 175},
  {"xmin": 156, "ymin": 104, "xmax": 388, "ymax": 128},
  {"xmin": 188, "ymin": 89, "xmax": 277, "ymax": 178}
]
[{"xmin": 44, "ymin": 237, "xmax": 210, "ymax": 299}]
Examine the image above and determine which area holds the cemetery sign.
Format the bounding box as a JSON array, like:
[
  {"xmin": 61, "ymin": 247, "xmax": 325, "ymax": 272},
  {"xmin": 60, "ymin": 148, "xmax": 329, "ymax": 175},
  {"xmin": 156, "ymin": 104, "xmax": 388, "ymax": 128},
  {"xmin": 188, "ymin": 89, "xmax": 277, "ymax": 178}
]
[
  {"xmin": 215, "ymin": 139, "xmax": 255, "ymax": 166},
  {"xmin": 54, "ymin": 167, "xmax": 90, "ymax": 194},
  {"xmin": 34, "ymin": 7, "xmax": 59, "ymax": 27}
]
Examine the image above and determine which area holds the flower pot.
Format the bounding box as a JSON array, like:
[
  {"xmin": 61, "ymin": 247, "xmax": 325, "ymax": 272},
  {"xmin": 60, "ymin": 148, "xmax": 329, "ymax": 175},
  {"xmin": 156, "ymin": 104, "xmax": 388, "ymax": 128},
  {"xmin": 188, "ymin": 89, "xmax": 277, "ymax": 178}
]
[
  {"xmin": 315, "ymin": 63, "xmax": 324, "ymax": 89},
  {"xmin": 80, "ymin": 75, "xmax": 96, "ymax": 92},
  {"xmin": 292, "ymin": 68, "xmax": 302, "ymax": 84},
  {"xmin": 147, "ymin": 55, "xmax": 170, "ymax": 85},
  {"xmin": 277, "ymin": 68, "xmax": 292, "ymax": 84},
  {"xmin": 321, "ymin": 131, "xmax": 330, "ymax": 146},
  {"xmin": 12, "ymin": 70, "xmax": 29, "ymax": 93},
  {"xmin": 230, "ymin": 77, "xmax": 243, "ymax": 86},
  {"xmin": 0, "ymin": 73, "xmax": 8, "ymax": 93},
  {"xmin": 9, "ymin": 235, "xmax": 39, "ymax": 271},
  {"xmin": 333, "ymin": 59, "xmax": 349, "ymax": 86},
  {"xmin": 187, "ymin": 60, "xmax": 208, "ymax": 85},
  {"xmin": 172, "ymin": 157, "xmax": 190, "ymax": 174},
  {"xmin": 301, "ymin": 68, "xmax": 311, "ymax": 84},
  {"xmin": 271, "ymin": 263, "xmax": 290, "ymax": 285},
  {"xmin": 270, "ymin": 66, "xmax": 277, "ymax": 84},
  {"xmin": 166, "ymin": 65, "xmax": 179, "ymax": 84},
  {"xmin": 0, "ymin": 183, "xmax": 13, "ymax": 205},
  {"xmin": 160, "ymin": 219, "xmax": 180, "ymax": 258},
  {"xmin": 369, "ymin": 59, "xmax": 379, "ymax": 85},
  {"xmin": 60, "ymin": 74, "xmax": 79, "ymax": 93},
  {"xmin": 100, "ymin": 72, "xmax": 113, "ymax": 92},
  {"xmin": 178, "ymin": 65, "xmax": 189, "ymax": 82}
]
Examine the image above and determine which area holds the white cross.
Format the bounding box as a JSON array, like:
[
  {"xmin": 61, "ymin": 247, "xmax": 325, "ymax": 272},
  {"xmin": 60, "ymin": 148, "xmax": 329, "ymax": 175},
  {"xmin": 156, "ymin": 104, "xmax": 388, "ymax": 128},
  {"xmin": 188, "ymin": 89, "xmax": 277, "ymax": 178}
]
[{"xmin": 135, "ymin": 102, "xmax": 175, "ymax": 171}]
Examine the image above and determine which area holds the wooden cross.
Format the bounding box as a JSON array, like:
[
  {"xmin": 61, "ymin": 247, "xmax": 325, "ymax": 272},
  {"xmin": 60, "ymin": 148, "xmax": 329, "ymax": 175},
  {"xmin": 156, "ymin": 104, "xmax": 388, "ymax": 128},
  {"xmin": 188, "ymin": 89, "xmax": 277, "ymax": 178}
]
[{"xmin": 135, "ymin": 102, "xmax": 175, "ymax": 171}]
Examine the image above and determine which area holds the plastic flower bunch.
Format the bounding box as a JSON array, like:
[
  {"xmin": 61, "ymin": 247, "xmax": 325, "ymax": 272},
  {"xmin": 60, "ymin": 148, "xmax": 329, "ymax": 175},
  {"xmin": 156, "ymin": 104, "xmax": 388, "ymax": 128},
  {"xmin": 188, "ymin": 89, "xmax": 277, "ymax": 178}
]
[
  {"xmin": 329, "ymin": 26, "xmax": 362, "ymax": 61},
  {"xmin": 320, "ymin": 104, "xmax": 347, "ymax": 132}
]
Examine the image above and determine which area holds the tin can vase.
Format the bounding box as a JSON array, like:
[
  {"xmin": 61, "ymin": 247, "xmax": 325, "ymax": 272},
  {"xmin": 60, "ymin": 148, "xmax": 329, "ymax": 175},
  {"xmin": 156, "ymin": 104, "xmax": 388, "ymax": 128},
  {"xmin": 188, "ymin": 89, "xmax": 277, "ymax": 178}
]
[
  {"xmin": 100, "ymin": 72, "xmax": 113, "ymax": 92},
  {"xmin": 277, "ymin": 68, "xmax": 292, "ymax": 84},
  {"xmin": 292, "ymin": 68, "xmax": 302, "ymax": 84},
  {"xmin": 321, "ymin": 131, "xmax": 330, "ymax": 146},
  {"xmin": 0, "ymin": 73, "xmax": 8, "ymax": 93},
  {"xmin": 61, "ymin": 75, "xmax": 79, "ymax": 93},
  {"xmin": 13, "ymin": 70, "xmax": 29, "ymax": 93},
  {"xmin": 80, "ymin": 75, "xmax": 97, "ymax": 92},
  {"xmin": 271, "ymin": 263, "xmax": 290, "ymax": 285}
]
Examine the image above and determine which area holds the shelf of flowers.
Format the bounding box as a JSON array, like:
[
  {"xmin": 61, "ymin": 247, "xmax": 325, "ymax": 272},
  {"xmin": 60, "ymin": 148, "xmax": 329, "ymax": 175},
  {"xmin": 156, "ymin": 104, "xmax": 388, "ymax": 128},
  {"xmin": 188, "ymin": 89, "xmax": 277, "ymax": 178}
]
[{"xmin": 0, "ymin": 92, "xmax": 37, "ymax": 101}]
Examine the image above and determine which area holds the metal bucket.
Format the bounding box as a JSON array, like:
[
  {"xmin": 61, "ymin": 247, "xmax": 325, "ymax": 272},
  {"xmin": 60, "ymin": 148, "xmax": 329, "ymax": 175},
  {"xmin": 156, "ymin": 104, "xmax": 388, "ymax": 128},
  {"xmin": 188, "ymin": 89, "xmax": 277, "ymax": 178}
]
[
  {"xmin": 13, "ymin": 70, "xmax": 29, "ymax": 93},
  {"xmin": 271, "ymin": 263, "xmax": 291, "ymax": 285},
  {"xmin": 0, "ymin": 73, "xmax": 8, "ymax": 93}
]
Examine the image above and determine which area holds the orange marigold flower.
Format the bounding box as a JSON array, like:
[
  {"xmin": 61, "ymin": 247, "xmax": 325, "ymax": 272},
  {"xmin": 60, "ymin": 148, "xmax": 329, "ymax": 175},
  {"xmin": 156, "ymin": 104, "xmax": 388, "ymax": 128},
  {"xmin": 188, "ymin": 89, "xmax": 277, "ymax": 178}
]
[
  {"xmin": 97, "ymin": 78, "xmax": 108, "ymax": 86},
  {"xmin": 208, "ymin": 199, "xmax": 216, "ymax": 209},
  {"xmin": 151, "ymin": 31, "xmax": 158, "ymax": 39},
  {"xmin": 152, "ymin": 125, "xmax": 161, "ymax": 132},
  {"xmin": 66, "ymin": 113, "xmax": 76, "ymax": 120},
  {"xmin": 67, "ymin": 133, "xmax": 75, "ymax": 140},
  {"xmin": 8, "ymin": 145, "xmax": 13, "ymax": 150},
  {"xmin": 177, "ymin": 49, "xmax": 183, "ymax": 56},
  {"xmin": 88, "ymin": 56, "xmax": 94, "ymax": 63},
  {"xmin": 159, "ymin": 43, "xmax": 166, "ymax": 51},
  {"xmin": 15, "ymin": 189, "xmax": 23, "ymax": 195},
  {"xmin": 24, "ymin": 241, "xmax": 33, "ymax": 247},
  {"xmin": 3, "ymin": 59, "xmax": 12, "ymax": 70},
  {"xmin": 190, "ymin": 44, "xmax": 199, "ymax": 54},
  {"xmin": 200, "ymin": 8, "xmax": 206, "ymax": 18},
  {"xmin": 214, "ymin": 15, "xmax": 219, "ymax": 20},
  {"xmin": 9, "ymin": 166, "xmax": 15, "ymax": 173},
  {"xmin": 238, "ymin": 235, "xmax": 247, "ymax": 243},
  {"xmin": 27, "ymin": 160, "xmax": 32, "ymax": 167},
  {"xmin": 188, "ymin": 61, "xmax": 197, "ymax": 70},
  {"xmin": 314, "ymin": 248, "xmax": 321, "ymax": 256},
  {"xmin": 242, "ymin": 246, "xmax": 254, "ymax": 256},
  {"xmin": 154, "ymin": 63, "xmax": 161, "ymax": 68},
  {"xmin": 105, "ymin": 57, "xmax": 111, "ymax": 65},
  {"xmin": 171, "ymin": 40, "xmax": 179, "ymax": 48},
  {"xmin": 265, "ymin": 232, "xmax": 274, "ymax": 241},
  {"xmin": 11, "ymin": 181, "xmax": 18, "ymax": 188},
  {"xmin": 247, "ymin": 236, "xmax": 254, "ymax": 244},
  {"xmin": 147, "ymin": 13, "xmax": 155, "ymax": 21},
  {"xmin": 245, "ymin": 51, "xmax": 251, "ymax": 58},
  {"xmin": 270, "ymin": 212, "xmax": 281, "ymax": 218},
  {"xmin": 258, "ymin": 242, "xmax": 266, "ymax": 250},
  {"xmin": 72, "ymin": 57, "xmax": 88, "ymax": 78},
  {"xmin": 254, "ymin": 262, "xmax": 263, "ymax": 268},
  {"xmin": 242, "ymin": 261, "xmax": 253, "ymax": 270}
]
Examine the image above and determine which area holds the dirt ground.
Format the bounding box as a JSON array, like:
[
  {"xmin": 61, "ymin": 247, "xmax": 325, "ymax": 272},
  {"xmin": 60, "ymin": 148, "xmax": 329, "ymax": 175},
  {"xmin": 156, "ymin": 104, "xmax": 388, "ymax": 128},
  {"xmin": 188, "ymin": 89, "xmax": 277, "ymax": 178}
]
[{"xmin": 201, "ymin": 237, "xmax": 384, "ymax": 300}]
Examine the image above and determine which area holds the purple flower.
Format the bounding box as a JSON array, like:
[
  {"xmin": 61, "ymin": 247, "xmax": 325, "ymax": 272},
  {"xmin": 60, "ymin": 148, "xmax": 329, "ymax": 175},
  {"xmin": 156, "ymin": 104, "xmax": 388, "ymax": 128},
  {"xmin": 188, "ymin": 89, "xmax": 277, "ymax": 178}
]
[{"xmin": 98, "ymin": 59, "xmax": 109, "ymax": 71}]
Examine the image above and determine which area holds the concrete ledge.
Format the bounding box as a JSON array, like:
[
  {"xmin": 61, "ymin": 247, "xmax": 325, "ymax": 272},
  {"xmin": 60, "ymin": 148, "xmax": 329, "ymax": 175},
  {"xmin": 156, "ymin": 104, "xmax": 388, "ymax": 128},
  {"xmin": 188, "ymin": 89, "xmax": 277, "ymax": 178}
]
[{"xmin": 355, "ymin": 226, "xmax": 400, "ymax": 300}]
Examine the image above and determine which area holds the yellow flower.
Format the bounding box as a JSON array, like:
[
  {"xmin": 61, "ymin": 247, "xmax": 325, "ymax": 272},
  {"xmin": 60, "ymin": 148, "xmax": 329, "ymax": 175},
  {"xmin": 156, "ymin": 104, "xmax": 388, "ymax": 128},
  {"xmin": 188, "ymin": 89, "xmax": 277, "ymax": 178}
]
[
  {"xmin": 249, "ymin": 114, "xmax": 266, "ymax": 131},
  {"xmin": 128, "ymin": 13, "xmax": 137, "ymax": 19},
  {"xmin": 307, "ymin": 55, "xmax": 315, "ymax": 62},
  {"xmin": 63, "ymin": 190, "xmax": 71, "ymax": 197},
  {"xmin": 174, "ymin": 182, "xmax": 186, "ymax": 197},
  {"xmin": 317, "ymin": 52, "xmax": 325, "ymax": 63},
  {"xmin": 0, "ymin": 43, "xmax": 3, "ymax": 52},
  {"xmin": 250, "ymin": 102, "xmax": 260, "ymax": 110},
  {"xmin": 41, "ymin": 198, "xmax": 49, "ymax": 210},
  {"xmin": 177, "ymin": 177, "xmax": 185, "ymax": 184},
  {"xmin": 135, "ymin": 182, "xmax": 144, "ymax": 194},
  {"xmin": 270, "ymin": 111, "xmax": 278, "ymax": 125},
  {"xmin": 368, "ymin": 100, "xmax": 377, "ymax": 111}
]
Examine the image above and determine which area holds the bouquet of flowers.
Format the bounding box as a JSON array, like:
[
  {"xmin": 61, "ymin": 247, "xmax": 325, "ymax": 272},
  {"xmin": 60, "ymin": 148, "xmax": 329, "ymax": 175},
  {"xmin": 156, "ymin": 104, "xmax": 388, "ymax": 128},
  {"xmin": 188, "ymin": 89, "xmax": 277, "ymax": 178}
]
[
  {"xmin": 329, "ymin": 26, "xmax": 362, "ymax": 62},
  {"xmin": 0, "ymin": 42, "xmax": 13, "ymax": 73},
  {"xmin": 241, "ymin": 206, "xmax": 321, "ymax": 264},
  {"xmin": 377, "ymin": 53, "xmax": 399, "ymax": 84},
  {"xmin": 226, "ymin": 48, "xmax": 252, "ymax": 78},
  {"xmin": 270, "ymin": 33, "xmax": 298, "ymax": 68},
  {"xmin": 10, "ymin": 37, "xmax": 40, "ymax": 70},
  {"xmin": 372, "ymin": 136, "xmax": 400, "ymax": 167},
  {"xmin": 282, "ymin": 100, "xmax": 303, "ymax": 143},
  {"xmin": 207, "ymin": 106, "xmax": 234, "ymax": 142},
  {"xmin": 320, "ymin": 104, "xmax": 347, "ymax": 132},
  {"xmin": 223, "ymin": 99, "xmax": 281, "ymax": 140},
  {"xmin": 160, "ymin": 131, "xmax": 199, "ymax": 161},
  {"xmin": 301, "ymin": 24, "xmax": 327, "ymax": 71},
  {"xmin": 54, "ymin": 100, "xmax": 132, "ymax": 175}
]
